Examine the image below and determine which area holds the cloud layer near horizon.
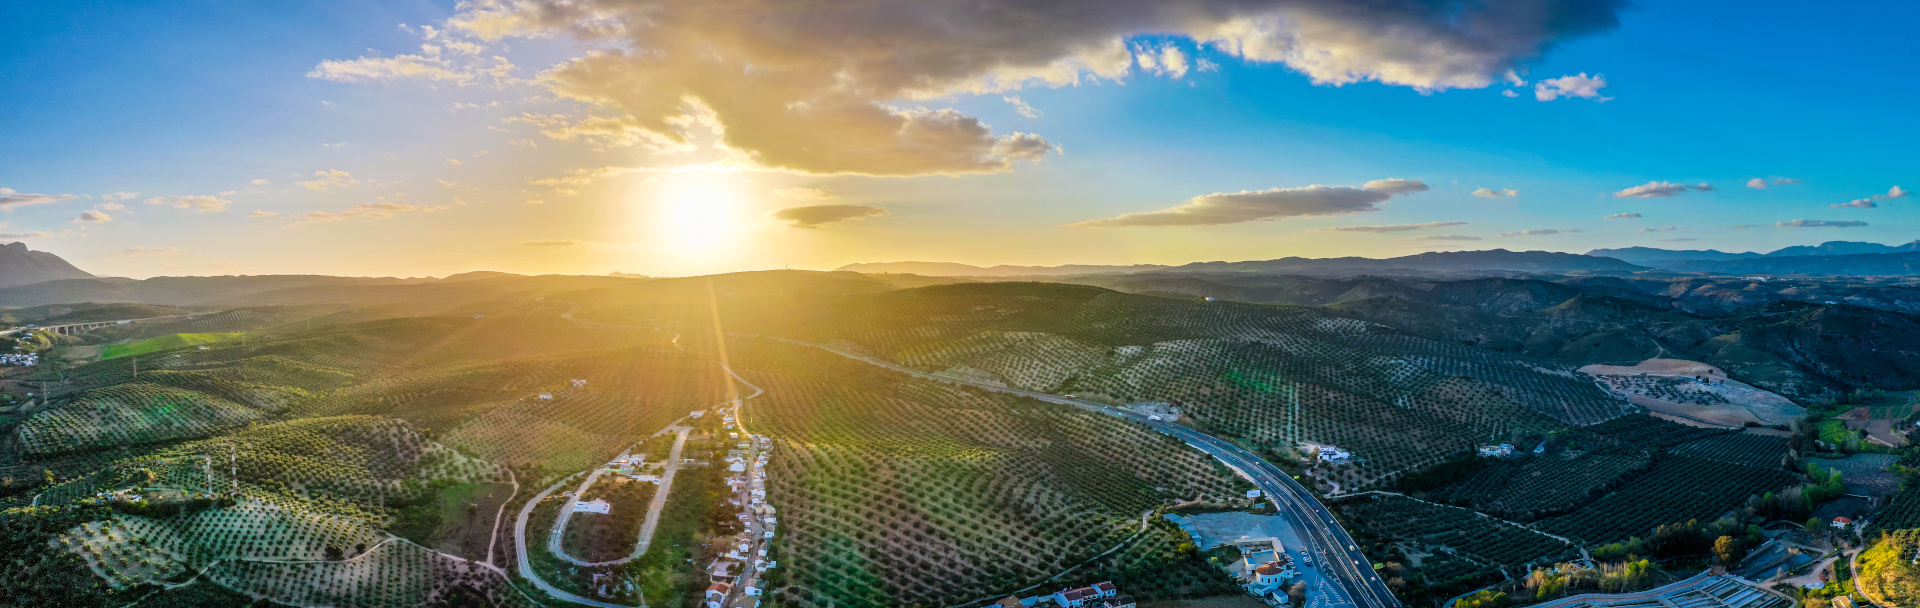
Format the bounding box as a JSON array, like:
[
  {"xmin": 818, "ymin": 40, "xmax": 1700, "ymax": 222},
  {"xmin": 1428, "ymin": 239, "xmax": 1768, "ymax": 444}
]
[
  {"xmin": 316, "ymin": 0, "xmax": 1624, "ymax": 176},
  {"xmin": 769, "ymin": 204, "xmax": 889, "ymax": 228},
  {"xmin": 1076, "ymin": 178, "xmax": 1429, "ymax": 227}
]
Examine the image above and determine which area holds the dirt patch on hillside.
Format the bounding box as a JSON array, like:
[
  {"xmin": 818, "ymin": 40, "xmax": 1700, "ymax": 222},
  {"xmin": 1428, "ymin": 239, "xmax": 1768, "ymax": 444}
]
[
  {"xmin": 1583, "ymin": 357, "xmax": 1803, "ymax": 426},
  {"xmin": 1580, "ymin": 357, "xmax": 1728, "ymax": 378}
]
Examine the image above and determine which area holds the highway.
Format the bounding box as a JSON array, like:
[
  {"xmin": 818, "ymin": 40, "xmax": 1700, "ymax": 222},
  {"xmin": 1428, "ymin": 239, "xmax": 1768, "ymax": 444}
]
[{"xmin": 761, "ymin": 336, "xmax": 1401, "ymax": 608}]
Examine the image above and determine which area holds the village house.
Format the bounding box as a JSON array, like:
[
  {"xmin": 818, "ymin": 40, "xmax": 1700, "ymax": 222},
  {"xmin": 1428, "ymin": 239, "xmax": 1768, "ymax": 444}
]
[{"xmin": 704, "ymin": 582, "xmax": 732, "ymax": 608}]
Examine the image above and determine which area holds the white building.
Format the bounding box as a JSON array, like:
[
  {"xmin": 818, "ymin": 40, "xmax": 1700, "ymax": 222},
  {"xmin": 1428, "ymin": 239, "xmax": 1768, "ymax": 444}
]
[{"xmin": 573, "ymin": 499, "xmax": 611, "ymax": 514}]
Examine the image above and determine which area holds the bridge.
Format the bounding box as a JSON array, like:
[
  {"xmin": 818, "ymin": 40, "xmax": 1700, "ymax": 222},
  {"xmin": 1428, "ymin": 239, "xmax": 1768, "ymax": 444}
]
[{"xmin": 1, "ymin": 314, "xmax": 199, "ymax": 337}]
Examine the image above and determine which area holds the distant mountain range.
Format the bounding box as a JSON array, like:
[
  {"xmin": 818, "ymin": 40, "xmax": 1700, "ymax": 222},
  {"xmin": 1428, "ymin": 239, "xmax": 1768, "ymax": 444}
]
[
  {"xmin": 1588, "ymin": 240, "xmax": 1920, "ymax": 267},
  {"xmin": 841, "ymin": 249, "xmax": 1646, "ymax": 277},
  {"xmin": 0, "ymin": 242, "xmax": 95, "ymax": 288}
]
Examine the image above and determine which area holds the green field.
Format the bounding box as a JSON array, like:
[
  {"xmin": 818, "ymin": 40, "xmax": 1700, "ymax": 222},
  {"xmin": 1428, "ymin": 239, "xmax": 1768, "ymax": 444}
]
[{"xmin": 101, "ymin": 332, "xmax": 246, "ymax": 360}]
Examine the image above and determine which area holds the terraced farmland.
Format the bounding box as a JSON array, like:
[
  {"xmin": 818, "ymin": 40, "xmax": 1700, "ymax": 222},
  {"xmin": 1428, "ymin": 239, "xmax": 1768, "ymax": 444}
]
[{"xmin": 736, "ymin": 338, "xmax": 1251, "ymax": 607}]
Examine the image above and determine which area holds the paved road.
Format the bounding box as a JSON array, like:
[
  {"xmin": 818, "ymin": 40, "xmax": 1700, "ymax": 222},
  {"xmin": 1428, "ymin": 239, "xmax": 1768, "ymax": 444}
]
[{"xmin": 762, "ymin": 336, "xmax": 1401, "ymax": 608}]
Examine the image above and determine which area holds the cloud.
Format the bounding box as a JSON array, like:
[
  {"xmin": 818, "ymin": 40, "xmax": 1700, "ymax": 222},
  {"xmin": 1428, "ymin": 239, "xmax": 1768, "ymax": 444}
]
[
  {"xmin": 0, "ymin": 231, "xmax": 56, "ymax": 239},
  {"xmin": 102, "ymin": 192, "xmax": 139, "ymax": 202},
  {"xmin": 530, "ymin": 166, "xmax": 647, "ymax": 187},
  {"xmin": 1498, "ymin": 228, "xmax": 1581, "ymax": 236},
  {"xmin": 1748, "ymin": 177, "xmax": 1801, "ymax": 189},
  {"xmin": 436, "ymin": 179, "xmax": 459, "ymax": 188},
  {"xmin": 292, "ymin": 199, "xmax": 426, "ymax": 224},
  {"xmin": 1832, "ymin": 199, "xmax": 1876, "ymax": 209},
  {"xmin": 1603, "ymin": 212, "xmax": 1641, "ymax": 219},
  {"xmin": 1471, "ymin": 188, "xmax": 1518, "ymax": 198},
  {"xmin": 74, "ymin": 210, "xmax": 112, "ymax": 223},
  {"xmin": 307, "ymin": 45, "xmax": 514, "ymax": 86},
  {"xmin": 0, "ymin": 188, "xmax": 76, "ymax": 208},
  {"xmin": 1774, "ymin": 178, "xmax": 1802, "ymax": 186},
  {"xmin": 144, "ymin": 195, "xmax": 232, "ymax": 212},
  {"xmin": 251, "ymin": 179, "xmax": 271, "ymax": 185},
  {"xmin": 95, "ymin": 202, "xmax": 125, "ymax": 211},
  {"xmin": 768, "ymin": 204, "xmax": 889, "ymax": 228},
  {"xmin": 1777, "ymin": 219, "xmax": 1867, "ymax": 228},
  {"xmin": 1613, "ymin": 181, "xmax": 1714, "ymax": 198},
  {"xmin": 1637, "ymin": 226, "xmax": 1677, "ymax": 233},
  {"xmin": 114, "ymin": 247, "xmax": 185, "ymax": 255},
  {"xmin": 1003, "ymin": 96, "xmax": 1042, "ymax": 118},
  {"xmin": 1534, "ymin": 73, "xmax": 1610, "ymax": 101},
  {"xmin": 1135, "ymin": 43, "xmax": 1190, "ymax": 79},
  {"xmin": 348, "ymin": 0, "xmax": 1623, "ymax": 177},
  {"xmin": 322, "ymin": 142, "xmax": 349, "ymax": 149},
  {"xmin": 1888, "ymin": 186, "xmax": 1910, "ymax": 200},
  {"xmin": 520, "ymin": 239, "xmax": 589, "ymax": 247},
  {"xmin": 1075, "ymin": 179, "xmax": 1428, "ymax": 227},
  {"xmin": 774, "ymin": 187, "xmax": 837, "ymax": 200},
  {"xmin": 1746, "ymin": 178, "xmax": 1767, "ymax": 190},
  {"xmin": 1657, "ymin": 238, "xmax": 1698, "ymax": 242},
  {"xmin": 297, "ymin": 169, "xmax": 361, "ymax": 192},
  {"xmin": 447, "ymin": 158, "xmax": 463, "ymax": 166},
  {"xmin": 1404, "ymin": 234, "xmax": 1481, "ymax": 241},
  {"xmin": 249, "ymin": 210, "xmax": 280, "ymax": 218},
  {"xmin": 1322, "ymin": 221, "xmax": 1467, "ymax": 233}
]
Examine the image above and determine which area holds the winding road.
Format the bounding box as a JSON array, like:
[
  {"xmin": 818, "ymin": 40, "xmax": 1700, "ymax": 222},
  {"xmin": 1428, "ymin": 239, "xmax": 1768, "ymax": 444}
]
[{"xmin": 759, "ymin": 335, "xmax": 1401, "ymax": 608}]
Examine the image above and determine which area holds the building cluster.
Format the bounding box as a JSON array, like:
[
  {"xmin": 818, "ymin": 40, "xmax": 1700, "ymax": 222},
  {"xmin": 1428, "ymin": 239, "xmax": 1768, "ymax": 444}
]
[
  {"xmin": 995, "ymin": 581, "xmax": 1133, "ymax": 608},
  {"xmin": 0, "ymin": 352, "xmax": 39, "ymax": 366},
  {"xmin": 1477, "ymin": 444, "xmax": 1515, "ymax": 458},
  {"xmin": 704, "ymin": 413, "xmax": 779, "ymax": 608},
  {"xmin": 1233, "ymin": 537, "xmax": 1300, "ymax": 606},
  {"xmin": 608, "ymin": 454, "xmax": 663, "ymax": 483},
  {"xmin": 1316, "ymin": 445, "xmax": 1352, "ymax": 463}
]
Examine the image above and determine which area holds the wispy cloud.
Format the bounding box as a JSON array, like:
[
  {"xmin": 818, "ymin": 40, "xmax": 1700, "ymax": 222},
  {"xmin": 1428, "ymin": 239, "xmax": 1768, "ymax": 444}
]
[
  {"xmin": 145, "ymin": 195, "xmax": 232, "ymax": 212},
  {"xmin": 1075, "ymin": 179, "xmax": 1428, "ymax": 227},
  {"xmin": 1603, "ymin": 212, "xmax": 1642, "ymax": 219},
  {"xmin": 74, "ymin": 210, "xmax": 112, "ymax": 223},
  {"xmin": 1471, "ymin": 188, "xmax": 1518, "ymax": 198},
  {"xmin": 774, "ymin": 187, "xmax": 837, "ymax": 201},
  {"xmin": 1498, "ymin": 228, "xmax": 1581, "ymax": 237},
  {"xmin": 520, "ymin": 239, "xmax": 590, "ymax": 247},
  {"xmin": 1777, "ymin": 219, "xmax": 1867, "ymax": 228},
  {"xmin": 114, "ymin": 246, "xmax": 186, "ymax": 255},
  {"xmin": 1747, "ymin": 177, "xmax": 1800, "ymax": 189},
  {"xmin": 0, "ymin": 188, "xmax": 76, "ymax": 209},
  {"xmin": 1403, "ymin": 234, "xmax": 1481, "ymax": 241},
  {"xmin": 768, "ymin": 204, "xmax": 888, "ymax": 228},
  {"xmin": 1613, "ymin": 181, "xmax": 1714, "ymax": 198},
  {"xmin": 1003, "ymin": 96, "xmax": 1042, "ymax": 118},
  {"xmin": 1534, "ymin": 73, "xmax": 1610, "ymax": 102},
  {"xmin": 296, "ymin": 170, "xmax": 361, "ymax": 192},
  {"xmin": 1638, "ymin": 226, "xmax": 1678, "ymax": 233},
  {"xmin": 1322, "ymin": 221, "xmax": 1466, "ymax": 233}
]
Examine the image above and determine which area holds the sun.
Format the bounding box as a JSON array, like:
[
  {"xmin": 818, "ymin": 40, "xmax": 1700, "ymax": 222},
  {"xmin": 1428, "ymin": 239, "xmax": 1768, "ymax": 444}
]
[{"xmin": 646, "ymin": 173, "xmax": 750, "ymax": 270}]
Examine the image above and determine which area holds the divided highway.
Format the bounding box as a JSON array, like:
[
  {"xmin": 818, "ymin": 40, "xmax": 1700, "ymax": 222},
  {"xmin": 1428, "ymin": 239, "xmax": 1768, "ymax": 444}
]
[{"xmin": 763, "ymin": 336, "xmax": 1402, "ymax": 608}]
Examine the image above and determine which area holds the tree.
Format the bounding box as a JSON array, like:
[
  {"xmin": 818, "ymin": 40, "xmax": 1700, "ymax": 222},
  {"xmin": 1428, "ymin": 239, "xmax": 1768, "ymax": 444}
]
[
  {"xmin": 1287, "ymin": 581, "xmax": 1307, "ymax": 605},
  {"xmin": 325, "ymin": 545, "xmax": 344, "ymax": 561},
  {"xmin": 1714, "ymin": 536, "xmax": 1738, "ymax": 565}
]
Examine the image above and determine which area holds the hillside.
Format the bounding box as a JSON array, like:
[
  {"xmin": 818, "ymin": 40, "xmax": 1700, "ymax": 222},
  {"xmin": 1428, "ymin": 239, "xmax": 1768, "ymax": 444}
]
[
  {"xmin": 0, "ymin": 242, "xmax": 94, "ymax": 289},
  {"xmin": 1660, "ymin": 251, "xmax": 1920, "ymax": 275},
  {"xmin": 839, "ymin": 250, "xmax": 1646, "ymax": 278}
]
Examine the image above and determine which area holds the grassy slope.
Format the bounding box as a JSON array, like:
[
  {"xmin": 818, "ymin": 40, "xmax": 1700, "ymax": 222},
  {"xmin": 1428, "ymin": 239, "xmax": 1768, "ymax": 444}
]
[{"xmin": 101, "ymin": 333, "xmax": 245, "ymax": 360}]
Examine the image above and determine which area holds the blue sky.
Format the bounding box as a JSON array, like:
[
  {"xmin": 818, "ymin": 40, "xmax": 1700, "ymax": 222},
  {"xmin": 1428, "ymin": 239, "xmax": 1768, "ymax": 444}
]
[{"xmin": 2, "ymin": 0, "xmax": 1916, "ymax": 277}]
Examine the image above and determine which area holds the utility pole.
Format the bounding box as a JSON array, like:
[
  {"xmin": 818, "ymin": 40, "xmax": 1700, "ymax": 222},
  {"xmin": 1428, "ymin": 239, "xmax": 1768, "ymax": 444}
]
[{"xmin": 132, "ymin": 356, "xmax": 137, "ymax": 380}]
